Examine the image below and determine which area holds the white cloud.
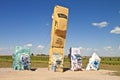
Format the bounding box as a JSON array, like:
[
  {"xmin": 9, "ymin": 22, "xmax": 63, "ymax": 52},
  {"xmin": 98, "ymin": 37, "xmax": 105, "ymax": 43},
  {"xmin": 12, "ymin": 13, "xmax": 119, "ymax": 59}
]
[
  {"xmin": 78, "ymin": 47, "xmax": 99, "ymax": 51},
  {"xmin": 24, "ymin": 44, "xmax": 32, "ymax": 47},
  {"xmin": 86, "ymin": 48, "xmax": 92, "ymax": 51},
  {"xmin": 37, "ymin": 45, "xmax": 44, "ymax": 49},
  {"xmin": 78, "ymin": 47, "xmax": 85, "ymax": 50},
  {"xmin": 118, "ymin": 45, "xmax": 120, "ymax": 50},
  {"xmin": 46, "ymin": 23, "xmax": 50, "ymax": 26},
  {"xmin": 78, "ymin": 47, "xmax": 98, "ymax": 51},
  {"xmin": 119, "ymin": 11, "xmax": 120, "ymax": 14},
  {"xmin": 110, "ymin": 26, "xmax": 120, "ymax": 34},
  {"xmin": 0, "ymin": 47, "xmax": 13, "ymax": 54},
  {"xmin": 92, "ymin": 21, "xmax": 108, "ymax": 28},
  {"xmin": 0, "ymin": 48, "xmax": 7, "ymax": 51},
  {"xmin": 103, "ymin": 46, "xmax": 112, "ymax": 51},
  {"xmin": 93, "ymin": 49, "xmax": 98, "ymax": 51}
]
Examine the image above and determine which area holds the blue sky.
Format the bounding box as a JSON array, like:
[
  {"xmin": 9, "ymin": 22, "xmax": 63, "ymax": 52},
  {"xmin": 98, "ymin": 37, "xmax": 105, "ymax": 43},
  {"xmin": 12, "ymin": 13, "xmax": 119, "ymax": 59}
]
[{"xmin": 0, "ymin": 0, "xmax": 120, "ymax": 56}]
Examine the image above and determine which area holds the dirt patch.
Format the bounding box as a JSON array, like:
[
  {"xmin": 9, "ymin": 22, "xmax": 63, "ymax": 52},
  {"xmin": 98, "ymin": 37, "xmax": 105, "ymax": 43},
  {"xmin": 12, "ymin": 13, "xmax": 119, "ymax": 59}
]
[{"xmin": 0, "ymin": 68, "xmax": 120, "ymax": 80}]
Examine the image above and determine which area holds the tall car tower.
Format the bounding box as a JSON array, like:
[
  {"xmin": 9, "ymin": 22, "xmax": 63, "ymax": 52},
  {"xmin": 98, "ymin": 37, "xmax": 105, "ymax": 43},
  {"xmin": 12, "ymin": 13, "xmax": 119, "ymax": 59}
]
[{"xmin": 48, "ymin": 5, "xmax": 69, "ymax": 72}]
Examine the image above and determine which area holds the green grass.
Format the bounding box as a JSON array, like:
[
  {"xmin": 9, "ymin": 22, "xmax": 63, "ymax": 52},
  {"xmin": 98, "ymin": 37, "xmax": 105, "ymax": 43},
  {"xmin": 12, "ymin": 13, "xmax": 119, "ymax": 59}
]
[
  {"xmin": 0, "ymin": 56, "xmax": 13, "ymax": 68},
  {"xmin": 0, "ymin": 56, "xmax": 120, "ymax": 76}
]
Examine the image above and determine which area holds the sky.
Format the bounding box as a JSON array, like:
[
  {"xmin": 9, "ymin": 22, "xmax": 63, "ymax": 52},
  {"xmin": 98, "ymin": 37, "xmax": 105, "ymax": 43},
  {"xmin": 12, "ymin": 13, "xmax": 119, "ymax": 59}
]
[{"xmin": 0, "ymin": 0, "xmax": 120, "ymax": 56}]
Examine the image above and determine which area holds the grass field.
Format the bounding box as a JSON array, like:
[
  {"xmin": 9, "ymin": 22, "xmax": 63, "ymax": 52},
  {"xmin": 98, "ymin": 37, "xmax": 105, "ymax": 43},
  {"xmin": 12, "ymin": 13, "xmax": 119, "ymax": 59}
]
[{"xmin": 0, "ymin": 55, "xmax": 120, "ymax": 76}]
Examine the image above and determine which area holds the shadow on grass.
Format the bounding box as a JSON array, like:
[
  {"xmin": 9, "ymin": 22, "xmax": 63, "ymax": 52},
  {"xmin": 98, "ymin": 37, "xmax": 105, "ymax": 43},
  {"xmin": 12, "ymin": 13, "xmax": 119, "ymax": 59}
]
[
  {"xmin": 112, "ymin": 72, "xmax": 120, "ymax": 76},
  {"xmin": 63, "ymin": 68, "xmax": 70, "ymax": 72},
  {"xmin": 30, "ymin": 68, "xmax": 37, "ymax": 71}
]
